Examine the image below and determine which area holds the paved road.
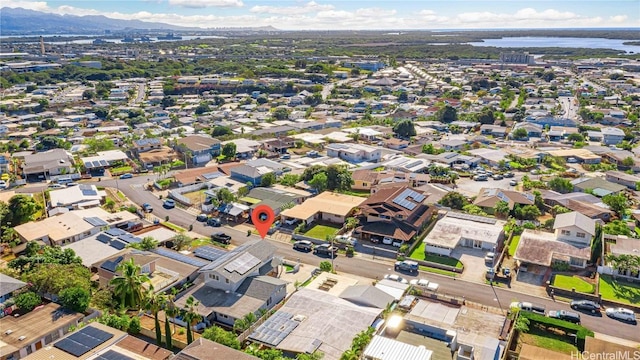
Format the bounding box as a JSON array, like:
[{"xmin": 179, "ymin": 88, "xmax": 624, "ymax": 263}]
[{"xmin": 14, "ymin": 177, "xmax": 640, "ymax": 342}]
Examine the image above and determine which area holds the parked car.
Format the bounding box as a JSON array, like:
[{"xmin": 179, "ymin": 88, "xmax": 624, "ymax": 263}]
[
  {"xmin": 395, "ymin": 260, "xmax": 418, "ymax": 274},
  {"xmin": 510, "ymin": 302, "xmax": 546, "ymax": 315},
  {"xmin": 547, "ymin": 310, "xmax": 581, "ymax": 324},
  {"xmin": 484, "ymin": 252, "xmax": 495, "ymax": 264},
  {"xmin": 509, "ymin": 179, "xmax": 518, "ymax": 186},
  {"xmin": 384, "ymin": 274, "xmax": 409, "ymax": 284},
  {"xmin": 48, "ymin": 183, "xmax": 65, "ymax": 189},
  {"xmin": 570, "ymin": 300, "xmax": 601, "ymax": 314},
  {"xmin": 410, "ymin": 278, "xmax": 430, "ymax": 287},
  {"xmin": 163, "ymin": 199, "xmax": 176, "ymax": 209},
  {"xmin": 474, "ymin": 174, "xmax": 488, "ymax": 181},
  {"xmin": 211, "ymin": 232, "xmax": 231, "ymax": 244},
  {"xmin": 0, "ymin": 180, "xmax": 7, "ymax": 189},
  {"xmin": 504, "ymin": 172, "xmax": 515, "ymax": 178},
  {"xmin": 314, "ymin": 244, "xmax": 338, "ymax": 256},
  {"xmin": 293, "ymin": 240, "xmax": 313, "ymax": 252},
  {"xmin": 142, "ymin": 203, "xmax": 153, "ymax": 213},
  {"xmin": 492, "ymin": 174, "xmax": 504, "ymax": 180},
  {"xmin": 284, "ymin": 218, "xmax": 299, "ymax": 226},
  {"xmin": 382, "ymin": 237, "xmax": 394, "ymax": 245},
  {"xmin": 335, "ymin": 235, "xmax": 357, "ymax": 246},
  {"xmin": 66, "ymin": 182, "xmax": 79, "ymax": 187},
  {"xmin": 119, "ymin": 173, "xmax": 133, "ymax": 179},
  {"xmin": 207, "ymin": 217, "xmax": 221, "ymax": 227},
  {"xmin": 392, "ymin": 240, "xmax": 403, "ymax": 248},
  {"xmin": 605, "ymin": 307, "xmax": 637, "ymax": 324},
  {"xmin": 196, "ymin": 213, "xmax": 208, "ymax": 222},
  {"xmin": 280, "ymin": 154, "xmax": 291, "ymax": 160}
]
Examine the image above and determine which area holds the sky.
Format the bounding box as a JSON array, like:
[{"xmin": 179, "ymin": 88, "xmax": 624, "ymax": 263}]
[{"xmin": 3, "ymin": 0, "xmax": 640, "ymax": 30}]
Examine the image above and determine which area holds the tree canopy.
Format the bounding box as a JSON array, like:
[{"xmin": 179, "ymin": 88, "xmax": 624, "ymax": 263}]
[
  {"xmin": 392, "ymin": 120, "xmax": 416, "ymax": 138},
  {"xmin": 438, "ymin": 192, "xmax": 468, "ymax": 210}
]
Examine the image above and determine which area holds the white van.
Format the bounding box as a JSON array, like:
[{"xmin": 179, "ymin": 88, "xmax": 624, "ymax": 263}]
[{"xmin": 57, "ymin": 177, "xmax": 73, "ymax": 185}]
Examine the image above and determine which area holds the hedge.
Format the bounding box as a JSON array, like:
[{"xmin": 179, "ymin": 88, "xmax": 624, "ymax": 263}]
[{"xmin": 519, "ymin": 311, "xmax": 594, "ymax": 350}]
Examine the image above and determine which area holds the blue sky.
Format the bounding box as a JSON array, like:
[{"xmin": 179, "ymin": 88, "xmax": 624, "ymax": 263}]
[{"xmin": 4, "ymin": 0, "xmax": 639, "ymax": 29}]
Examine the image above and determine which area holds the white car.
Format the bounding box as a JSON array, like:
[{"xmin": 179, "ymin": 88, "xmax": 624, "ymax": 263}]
[
  {"xmin": 335, "ymin": 235, "xmax": 357, "ymax": 246},
  {"xmin": 382, "ymin": 237, "xmax": 394, "ymax": 245},
  {"xmin": 383, "ymin": 274, "xmax": 408, "ymax": 284},
  {"xmin": 410, "ymin": 278, "xmax": 430, "ymax": 287},
  {"xmin": 0, "ymin": 180, "xmax": 7, "ymax": 189},
  {"xmin": 605, "ymin": 308, "xmax": 637, "ymax": 323}
]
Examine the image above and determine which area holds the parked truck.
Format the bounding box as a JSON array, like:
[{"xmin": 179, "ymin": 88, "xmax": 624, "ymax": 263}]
[{"xmin": 509, "ymin": 301, "xmax": 546, "ymax": 315}]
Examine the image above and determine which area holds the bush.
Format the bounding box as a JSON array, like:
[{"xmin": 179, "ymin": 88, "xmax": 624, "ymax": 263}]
[
  {"xmin": 552, "ymin": 262, "xmax": 570, "ymax": 271},
  {"xmin": 59, "ymin": 286, "xmax": 90, "ymax": 312},
  {"xmin": 519, "ymin": 311, "xmax": 594, "ymax": 350},
  {"xmin": 97, "ymin": 313, "xmax": 130, "ymax": 332},
  {"xmin": 128, "ymin": 316, "xmax": 141, "ymax": 334},
  {"xmin": 319, "ymin": 261, "xmax": 332, "ymax": 272},
  {"xmin": 15, "ymin": 291, "xmax": 41, "ymax": 312}
]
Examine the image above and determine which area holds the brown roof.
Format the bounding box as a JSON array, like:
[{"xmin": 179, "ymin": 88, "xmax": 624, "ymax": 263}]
[
  {"xmin": 115, "ymin": 334, "xmax": 172, "ymax": 360},
  {"xmin": 360, "ymin": 186, "xmax": 426, "ymax": 219},
  {"xmin": 352, "ymin": 169, "xmax": 378, "ymax": 183},
  {"xmin": 175, "ymin": 338, "xmax": 259, "ymax": 360},
  {"xmin": 514, "ymin": 230, "xmax": 591, "ymax": 267},
  {"xmin": 138, "ymin": 147, "xmax": 179, "ymax": 163},
  {"xmin": 173, "ymin": 166, "xmax": 224, "ymax": 185},
  {"xmin": 176, "ymin": 135, "xmax": 220, "ymax": 152}
]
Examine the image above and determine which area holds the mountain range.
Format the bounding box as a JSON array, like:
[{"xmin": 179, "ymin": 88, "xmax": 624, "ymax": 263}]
[{"xmin": 0, "ymin": 7, "xmax": 277, "ymax": 34}]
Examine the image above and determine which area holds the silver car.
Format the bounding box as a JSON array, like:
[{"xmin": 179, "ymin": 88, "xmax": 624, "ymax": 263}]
[{"xmin": 605, "ymin": 308, "xmax": 637, "ymax": 324}]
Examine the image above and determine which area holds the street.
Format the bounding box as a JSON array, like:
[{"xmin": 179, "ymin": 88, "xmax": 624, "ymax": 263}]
[{"xmin": 13, "ymin": 176, "xmax": 640, "ymax": 342}]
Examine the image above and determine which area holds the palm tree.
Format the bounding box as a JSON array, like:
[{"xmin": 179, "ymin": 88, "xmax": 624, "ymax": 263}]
[
  {"xmin": 110, "ymin": 259, "xmax": 149, "ymax": 310},
  {"xmin": 243, "ymin": 312, "xmax": 257, "ymax": 329},
  {"xmin": 340, "ymin": 348, "xmax": 359, "ymax": 360},
  {"xmin": 233, "ymin": 318, "xmax": 248, "ymax": 333},
  {"xmin": 143, "ymin": 286, "xmax": 166, "ymax": 346},
  {"xmin": 183, "ymin": 296, "xmax": 201, "ymax": 345}
]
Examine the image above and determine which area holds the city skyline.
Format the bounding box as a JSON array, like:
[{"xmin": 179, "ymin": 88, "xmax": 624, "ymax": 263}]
[{"xmin": 2, "ymin": 0, "xmax": 639, "ymax": 30}]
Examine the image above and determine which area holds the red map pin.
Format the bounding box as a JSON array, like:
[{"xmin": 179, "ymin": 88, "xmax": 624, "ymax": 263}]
[{"xmin": 251, "ymin": 204, "xmax": 275, "ymax": 239}]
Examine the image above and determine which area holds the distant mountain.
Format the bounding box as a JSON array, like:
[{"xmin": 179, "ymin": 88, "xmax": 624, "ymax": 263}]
[{"xmin": 0, "ymin": 7, "xmax": 200, "ymax": 34}]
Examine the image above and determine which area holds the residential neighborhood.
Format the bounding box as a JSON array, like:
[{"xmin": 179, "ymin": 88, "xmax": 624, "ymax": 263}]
[{"xmin": 2, "ymin": 26, "xmax": 640, "ymax": 360}]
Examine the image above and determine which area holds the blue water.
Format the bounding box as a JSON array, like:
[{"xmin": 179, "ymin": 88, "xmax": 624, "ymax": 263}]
[{"xmin": 469, "ymin": 37, "xmax": 640, "ymax": 53}]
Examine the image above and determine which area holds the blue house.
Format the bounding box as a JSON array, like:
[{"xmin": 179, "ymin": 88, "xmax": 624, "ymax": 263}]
[{"xmin": 176, "ymin": 135, "xmax": 221, "ymax": 166}]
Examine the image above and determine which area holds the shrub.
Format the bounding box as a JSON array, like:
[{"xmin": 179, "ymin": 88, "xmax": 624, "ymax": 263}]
[
  {"xmin": 15, "ymin": 291, "xmax": 41, "ymax": 312},
  {"xmin": 59, "ymin": 286, "xmax": 90, "ymax": 312},
  {"xmin": 319, "ymin": 261, "xmax": 332, "ymax": 272},
  {"xmin": 552, "ymin": 262, "xmax": 570, "ymax": 271},
  {"xmin": 128, "ymin": 316, "xmax": 141, "ymax": 334}
]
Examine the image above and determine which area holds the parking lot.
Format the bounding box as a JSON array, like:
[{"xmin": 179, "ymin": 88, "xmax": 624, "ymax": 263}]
[{"xmin": 455, "ymin": 173, "xmax": 525, "ymax": 197}]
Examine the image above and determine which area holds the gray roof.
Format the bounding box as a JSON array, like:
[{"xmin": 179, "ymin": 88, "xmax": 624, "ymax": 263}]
[
  {"xmin": 553, "ymin": 211, "xmax": 596, "ymax": 236},
  {"xmin": 236, "ymin": 275, "xmax": 287, "ymax": 302},
  {"xmin": 339, "ymin": 285, "xmax": 395, "ymax": 309},
  {"xmin": 199, "ymin": 240, "xmax": 276, "ymax": 283},
  {"xmin": 572, "ymin": 177, "xmax": 626, "ymax": 195},
  {"xmin": 0, "ymin": 273, "xmax": 26, "ymax": 297}
]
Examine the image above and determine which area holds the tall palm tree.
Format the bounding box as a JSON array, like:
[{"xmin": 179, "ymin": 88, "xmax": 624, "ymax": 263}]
[
  {"xmin": 183, "ymin": 296, "xmax": 201, "ymax": 345},
  {"xmin": 143, "ymin": 286, "xmax": 166, "ymax": 346},
  {"xmin": 110, "ymin": 259, "xmax": 149, "ymax": 310}
]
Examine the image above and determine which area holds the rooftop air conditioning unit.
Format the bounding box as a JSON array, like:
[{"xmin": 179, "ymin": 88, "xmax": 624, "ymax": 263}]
[
  {"xmin": 18, "ymin": 336, "xmax": 26, "ymax": 341},
  {"xmin": 5, "ymin": 330, "xmax": 12, "ymax": 335}
]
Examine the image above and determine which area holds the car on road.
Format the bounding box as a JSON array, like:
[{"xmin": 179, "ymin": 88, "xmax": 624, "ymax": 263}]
[
  {"xmin": 48, "ymin": 183, "xmax": 65, "ymax": 189},
  {"xmin": 142, "ymin": 203, "xmax": 153, "ymax": 213},
  {"xmin": 211, "ymin": 232, "xmax": 231, "ymax": 244},
  {"xmin": 196, "ymin": 213, "xmax": 208, "ymax": 222},
  {"xmin": 293, "ymin": 240, "xmax": 313, "ymax": 252},
  {"xmin": 313, "ymin": 244, "xmax": 338, "ymax": 256},
  {"xmin": 395, "ymin": 260, "xmax": 419, "ymax": 274},
  {"xmin": 383, "ymin": 274, "xmax": 409, "ymax": 284},
  {"xmin": 335, "ymin": 235, "xmax": 357, "ymax": 246},
  {"xmin": 119, "ymin": 173, "xmax": 133, "ymax": 179},
  {"xmin": 207, "ymin": 217, "xmax": 221, "ymax": 227},
  {"xmin": 570, "ymin": 300, "xmax": 601, "ymax": 314},
  {"xmin": 410, "ymin": 278, "xmax": 430, "ymax": 287},
  {"xmin": 280, "ymin": 154, "xmax": 291, "ymax": 160},
  {"xmin": 605, "ymin": 308, "xmax": 637, "ymax": 324},
  {"xmin": 547, "ymin": 310, "xmax": 581, "ymax": 324},
  {"xmin": 163, "ymin": 199, "xmax": 176, "ymax": 209},
  {"xmin": 509, "ymin": 302, "xmax": 546, "ymax": 315}
]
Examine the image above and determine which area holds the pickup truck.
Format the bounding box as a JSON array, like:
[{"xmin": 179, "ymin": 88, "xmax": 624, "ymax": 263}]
[{"xmin": 510, "ymin": 301, "xmax": 546, "ymax": 315}]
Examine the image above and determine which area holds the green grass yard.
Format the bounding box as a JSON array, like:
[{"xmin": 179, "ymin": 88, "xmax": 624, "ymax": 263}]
[
  {"xmin": 409, "ymin": 243, "xmax": 463, "ymax": 270},
  {"xmin": 303, "ymin": 224, "xmax": 340, "ymax": 240},
  {"xmin": 552, "ymin": 274, "xmax": 595, "ymax": 294},
  {"xmin": 520, "ymin": 329, "xmax": 578, "ymax": 355},
  {"xmin": 508, "ymin": 235, "xmax": 521, "ymax": 256},
  {"xmin": 163, "ymin": 222, "xmax": 186, "ymax": 233},
  {"xmin": 599, "ymin": 275, "xmax": 640, "ymax": 305},
  {"xmin": 111, "ymin": 166, "xmax": 133, "ymax": 174}
]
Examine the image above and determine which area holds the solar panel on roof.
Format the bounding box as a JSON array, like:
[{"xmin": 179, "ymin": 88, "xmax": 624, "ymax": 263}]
[
  {"xmin": 84, "ymin": 217, "xmax": 108, "ymax": 227},
  {"xmin": 92, "ymin": 161, "xmax": 101, "ymax": 168},
  {"xmin": 96, "ymin": 234, "xmax": 112, "ymax": 244},
  {"xmin": 85, "ymin": 162, "xmax": 94, "ymax": 169},
  {"xmin": 110, "ymin": 240, "xmax": 126, "ymax": 250},
  {"xmin": 194, "ymin": 246, "xmax": 227, "ymax": 261},
  {"xmin": 96, "ymin": 350, "xmax": 135, "ymax": 360},
  {"xmin": 152, "ymin": 248, "xmax": 209, "ymax": 268},
  {"xmin": 105, "ymin": 228, "xmax": 126, "ymax": 236},
  {"xmin": 99, "ymin": 160, "xmax": 109, "ymax": 167},
  {"xmin": 54, "ymin": 326, "xmax": 114, "ymax": 357}
]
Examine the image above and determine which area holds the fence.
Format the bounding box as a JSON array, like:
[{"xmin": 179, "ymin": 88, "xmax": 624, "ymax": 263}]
[{"xmin": 168, "ymin": 183, "xmax": 211, "ymax": 206}]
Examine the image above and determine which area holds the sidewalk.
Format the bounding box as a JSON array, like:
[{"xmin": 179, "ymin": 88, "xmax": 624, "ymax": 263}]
[{"xmin": 594, "ymin": 332, "xmax": 640, "ymax": 348}]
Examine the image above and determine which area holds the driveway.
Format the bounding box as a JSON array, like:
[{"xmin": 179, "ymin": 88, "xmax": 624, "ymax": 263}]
[{"xmin": 451, "ymin": 247, "xmax": 490, "ymax": 283}]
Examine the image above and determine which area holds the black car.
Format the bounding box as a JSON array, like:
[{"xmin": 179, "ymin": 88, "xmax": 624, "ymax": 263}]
[
  {"xmin": 196, "ymin": 214, "xmax": 208, "ymax": 222},
  {"xmin": 570, "ymin": 300, "xmax": 601, "ymax": 314},
  {"xmin": 211, "ymin": 232, "xmax": 231, "ymax": 244},
  {"xmin": 207, "ymin": 217, "xmax": 221, "ymax": 227}
]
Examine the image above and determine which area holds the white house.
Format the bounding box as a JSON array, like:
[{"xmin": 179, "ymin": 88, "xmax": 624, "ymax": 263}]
[
  {"xmin": 553, "ymin": 211, "xmax": 596, "ymax": 245},
  {"xmin": 423, "ymin": 212, "xmax": 505, "ymax": 257},
  {"xmin": 326, "ymin": 143, "xmax": 382, "ymax": 163},
  {"xmin": 601, "ymin": 127, "xmax": 625, "ymax": 145}
]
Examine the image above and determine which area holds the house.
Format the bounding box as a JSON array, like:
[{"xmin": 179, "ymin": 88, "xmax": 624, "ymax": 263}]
[
  {"xmin": 222, "ymin": 139, "xmax": 260, "ymax": 159},
  {"xmin": 511, "ymin": 123, "xmax": 543, "ymax": 139},
  {"xmin": 352, "ymin": 169, "xmax": 430, "ymax": 191},
  {"xmin": 280, "ymin": 191, "xmax": 365, "ymax": 226},
  {"xmin": 544, "ymin": 149, "xmax": 601, "ymax": 164},
  {"xmin": 601, "ymin": 127, "xmax": 625, "ymax": 145},
  {"xmin": 261, "ymin": 137, "xmax": 295, "ymax": 154},
  {"xmin": 80, "ymin": 150, "xmax": 130, "ymax": 174},
  {"xmin": 358, "ymin": 186, "xmax": 434, "ymax": 243},
  {"xmin": 423, "ymin": 212, "xmax": 505, "ymax": 257},
  {"xmin": 605, "ymin": 171, "xmax": 640, "ymax": 190},
  {"xmin": 132, "ymin": 138, "xmax": 162, "ymax": 154},
  {"xmin": 326, "ymin": 143, "xmax": 381, "ymax": 163},
  {"xmin": 553, "ymin": 211, "xmax": 596, "ymax": 245},
  {"xmin": 540, "ymin": 190, "xmax": 613, "ymax": 221},
  {"xmin": 572, "ymin": 177, "xmax": 626, "ymax": 197},
  {"xmin": 48, "ymin": 184, "xmax": 106, "ymax": 211},
  {"xmin": 0, "ymin": 273, "xmax": 26, "ymax": 305},
  {"xmin": 0, "ymin": 153, "xmax": 10, "ymax": 174},
  {"xmin": 440, "ymin": 139, "xmax": 467, "ymax": 151},
  {"xmin": 468, "ymin": 148, "xmax": 508, "ymax": 168},
  {"xmin": 175, "ymin": 338, "xmax": 260, "ymax": 360},
  {"xmin": 21, "ymin": 149, "xmax": 75, "ymax": 179},
  {"xmin": 230, "ymin": 164, "xmax": 274, "ymax": 186},
  {"xmin": 14, "ymin": 208, "xmax": 138, "ymax": 246},
  {"xmin": 176, "ymin": 135, "xmax": 221, "ymax": 166},
  {"xmin": 239, "ymin": 186, "xmax": 309, "ymax": 215},
  {"xmin": 473, "ymin": 188, "xmax": 535, "ymax": 213},
  {"xmin": 600, "ymin": 234, "xmax": 640, "ymax": 280},
  {"xmin": 363, "ymin": 336, "xmax": 434, "ymax": 360},
  {"xmin": 0, "ymin": 303, "xmax": 84, "ymax": 360},
  {"xmin": 174, "ymin": 240, "xmax": 286, "ymax": 327},
  {"xmin": 382, "ymin": 156, "xmax": 431, "ymax": 173}
]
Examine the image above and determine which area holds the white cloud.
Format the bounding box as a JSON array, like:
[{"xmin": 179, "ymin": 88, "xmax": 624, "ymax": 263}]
[
  {"xmin": 3, "ymin": 0, "xmax": 49, "ymax": 11},
  {"xmin": 609, "ymin": 15, "xmax": 628, "ymax": 23},
  {"xmin": 250, "ymin": 1, "xmax": 334, "ymax": 15},
  {"xmin": 167, "ymin": 0, "xmax": 243, "ymax": 9}
]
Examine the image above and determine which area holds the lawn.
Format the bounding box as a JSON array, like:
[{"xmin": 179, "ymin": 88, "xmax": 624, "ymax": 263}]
[
  {"xmin": 163, "ymin": 222, "xmax": 186, "ymax": 233},
  {"xmin": 190, "ymin": 238, "xmax": 211, "ymax": 247},
  {"xmin": 340, "ymin": 190, "xmax": 371, "ymax": 197},
  {"xmin": 117, "ymin": 191, "xmax": 126, "ymax": 201},
  {"xmin": 520, "ymin": 329, "xmax": 578, "ymax": 355},
  {"xmin": 599, "ymin": 275, "xmax": 640, "ymax": 305},
  {"xmin": 408, "ymin": 241, "xmax": 427, "ymax": 260},
  {"xmin": 409, "ymin": 243, "xmax": 463, "ymax": 270},
  {"xmin": 508, "ymin": 235, "xmax": 521, "ymax": 256},
  {"xmin": 111, "ymin": 165, "xmax": 133, "ymax": 174},
  {"xmin": 419, "ymin": 266, "xmax": 458, "ymax": 277},
  {"xmin": 552, "ymin": 274, "xmax": 595, "ymax": 294},
  {"xmin": 303, "ymin": 224, "xmax": 340, "ymax": 240}
]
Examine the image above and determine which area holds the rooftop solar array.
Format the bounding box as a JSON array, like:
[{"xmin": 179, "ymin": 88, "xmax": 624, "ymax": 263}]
[
  {"xmin": 96, "ymin": 350, "xmax": 135, "ymax": 360},
  {"xmin": 101, "ymin": 256, "xmax": 124, "ymax": 272},
  {"xmin": 194, "ymin": 246, "xmax": 227, "ymax": 261},
  {"xmin": 152, "ymin": 248, "xmax": 209, "ymax": 268},
  {"xmin": 94, "ymin": 230, "xmax": 141, "ymax": 250},
  {"xmin": 224, "ymin": 252, "xmax": 261, "ymax": 275},
  {"xmin": 80, "ymin": 184, "xmax": 98, "ymax": 196},
  {"xmin": 447, "ymin": 211, "xmax": 497, "ymax": 224},
  {"xmin": 391, "ymin": 188, "xmax": 427, "ymax": 211},
  {"xmin": 201, "ymin": 241, "xmax": 253, "ymax": 271},
  {"xmin": 202, "ymin": 172, "xmax": 223, "ymax": 180},
  {"xmin": 105, "ymin": 228, "xmax": 127, "ymax": 236},
  {"xmin": 54, "ymin": 326, "xmax": 114, "ymax": 357},
  {"xmin": 84, "ymin": 160, "xmax": 110, "ymax": 169},
  {"xmin": 249, "ymin": 311, "xmax": 299, "ymax": 347},
  {"xmin": 84, "ymin": 217, "xmax": 109, "ymax": 227}
]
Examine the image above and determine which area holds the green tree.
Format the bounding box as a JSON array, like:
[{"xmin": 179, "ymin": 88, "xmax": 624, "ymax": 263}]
[
  {"xmin": 5, "ymin": 195, "xmax": 42, "ymax": 226},
  {"xmin": 171, "ymin": 233, "xmax": 191, "ymax": 251},
  {"xmin": 345, "ymin": 217, "xmax": 359, "ymax": 230},
  {"xmin": 438, "ymin": 191, "xmax": 468, "ymax": 210},
  {"xmin": 326, "ymin": 164, "xmax": 353, "ymax": 192},
  {"xmin": 143, "ymin": 286, "xmax": 166, "ymax": 346},
  {"xmin": 211, "ymin": 126, "xmax": 232, "ymax": 137},
  {"xmin": 183, "ymin": 296, "xmax": 201, "ymax": 345},
  {"xmin": 41, "ymin": 118, "xmax": 57, "ymax": 130},
  {"xmin": 392, "ymin": 120, "xmax": 417, "ymax": 138},
  {"xmin": 9, "ymin": 246, "xmax": 82, "ymax": 273},
  {"xmin": 202, "ymin": 326, "xmax": 241, "ymax": 349},
  {"xmin": 511, "ymin": 128, "xmax": 528, "ymax": 140},
  {"xmin": 519, "ymin": 205, "xmax": 541, "ymax": 220},
  {"xmin": 110, "ymin": 259, "xmax": 150, "ymax": 310},
  {"xmin": 567, "ymin": 133, "xmax": 584, "ymax": 142},
  {"xmin": 137, "ymin": 236, "xmax": 158, "ymax": 251},
  {"xmin": 221, "ymin": 142, "xmax": 237, "ymax": 159},
  {"xmin": 15, "ymin": 291, "xmax": 41, "ymax": 312},
  {"xmin": 436, "ymin": 105, "xmax": 457, "ymax": 123},
  {"xmin": 279, "ymin": 174, "xmax": 300, "ymax": 187},
  {"xmin": 260, "ymin": 172, "xmax": 277, "ymax": 187},
  {"xmin": 23, "ymin": 263, "xmax": 90, "ymax": 295},
  {"xmin": 216, "ymin": 187, "xmax": 236, "ymax": 204},
  {"xmin": 273, "ymin": 108, "xmax": 290, "ymax": 120},
  {"xmin": 602, "ymin": 193, "xmax": 628, "ymax": 217},
  {"xmin": 548, "ymin": 177, "xmax": 573, "ymax": 194},
  {"xmin": 591, "ymin": 224, "xmax": 603, "ymax": 264},
  {"xmin": 319, "ymin": 261, "xmax": 333, "ymax": 272},
  {"xmin": 477, "ymin": 108, "xmax": 495, "ymax": 125},
  {"xmin": 621, "ymin": 157, "xmax": 635, "ymax": 167},
  {"xmin": 463, "ymin": 204, "xmax": 487, "ymax": 216},
  {"xmin": 495, "ymin": 200, "xmax": 510, "ymax": 218},
  {"xmin": 59, "ymin": 286, "xmax": 90, "ymax": 312},
  {"xmin": 85, "ymin": 138, "xmax": 115, "ymax": 153},
  {"xmin": 309, "ymin": 172, "xmax": 328, "ymax": 193},
  {"xmin": 603, "ymin": 220, "xmax": 633, "ymax": 237}
]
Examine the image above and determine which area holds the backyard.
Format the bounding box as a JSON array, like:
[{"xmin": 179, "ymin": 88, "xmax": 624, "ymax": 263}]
[
  {"xmin": 519, "ymin": 327, "xmax": 578, "ymax": 355},
  {"xmin": 508, "ymin": 235, "xmax": 521, "ymax": 256},
  {"xmin": 302, "ymin": 224, "xmax": 341, "ymax": 240},
  {"xmin": 599, "ymin": 275, "xmax": 640, "ymax": 305},
  {"xmin": 552, "ymin": 274, "xmax": 595, "ymax": 294}
]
